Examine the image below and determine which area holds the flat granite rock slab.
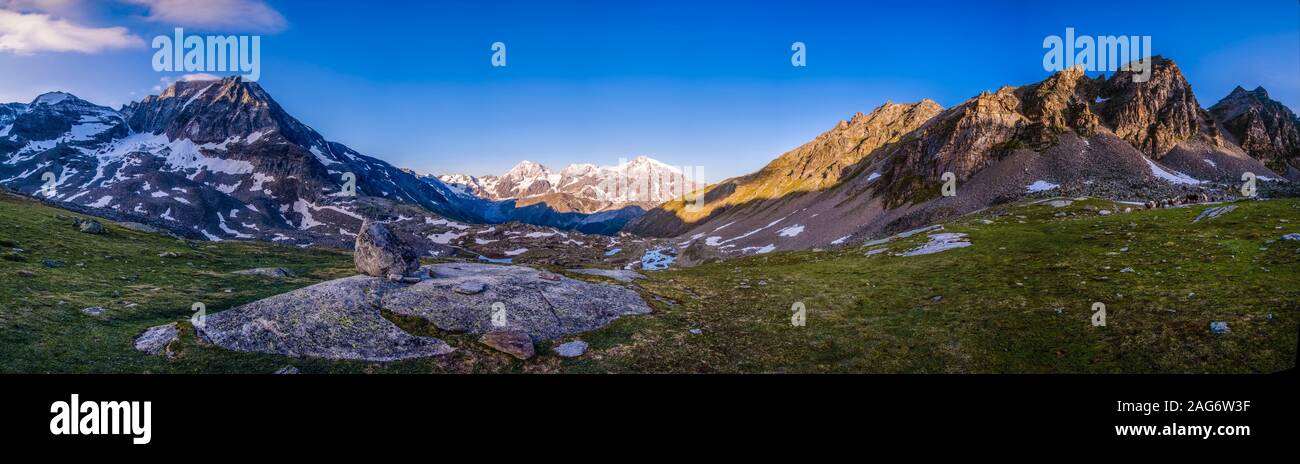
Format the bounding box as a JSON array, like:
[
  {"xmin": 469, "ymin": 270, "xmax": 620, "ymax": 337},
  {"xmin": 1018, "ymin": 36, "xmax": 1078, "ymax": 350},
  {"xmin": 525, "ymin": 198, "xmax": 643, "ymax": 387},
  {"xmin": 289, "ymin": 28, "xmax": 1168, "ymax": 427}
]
[
  {"xmin": 196, "ymin": 263, "xmax": 651, "ymax": 361},
  {"xmin": 384, "ymin": 263, "xmax": 652, "ymax": 341},
  {"xmin": 197, "ymin": 275, "xmax": 454, "ymax": 362}
]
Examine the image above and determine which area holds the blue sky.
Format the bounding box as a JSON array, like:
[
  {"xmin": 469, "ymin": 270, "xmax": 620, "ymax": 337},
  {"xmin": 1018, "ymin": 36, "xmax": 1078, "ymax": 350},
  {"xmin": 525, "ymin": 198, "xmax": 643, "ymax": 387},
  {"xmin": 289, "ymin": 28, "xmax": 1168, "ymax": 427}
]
[{"xmin": 2, "ymin": 0, "xmax": 1297, "ymax": 181}]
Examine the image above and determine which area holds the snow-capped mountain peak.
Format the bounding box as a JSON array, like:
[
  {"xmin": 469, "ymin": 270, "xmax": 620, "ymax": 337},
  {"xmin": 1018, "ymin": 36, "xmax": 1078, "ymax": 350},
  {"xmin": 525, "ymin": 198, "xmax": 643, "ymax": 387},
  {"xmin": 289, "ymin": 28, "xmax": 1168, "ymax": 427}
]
[
  {"xmin": 439, "ymin": 155, "xmax": 703, "ymax": 213},
  {"xmin": 32, "ymin": 92, "xmax": 75, "ymax": 106}
]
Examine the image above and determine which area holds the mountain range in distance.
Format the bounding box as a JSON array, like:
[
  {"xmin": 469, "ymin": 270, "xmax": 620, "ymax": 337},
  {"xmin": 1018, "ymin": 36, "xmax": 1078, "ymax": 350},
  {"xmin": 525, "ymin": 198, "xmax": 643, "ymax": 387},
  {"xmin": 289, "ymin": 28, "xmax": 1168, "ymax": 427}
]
[
  {"xmin": 0, "ymin": 76, "xmax": 646, "ymax": 253},
  {"xmin": 437, "ymin": 156, "xmax": 703, "ymax": 214},
  {"xmin": 3, "ymin": 56, "xmax": 1298, "ymax": 262}
]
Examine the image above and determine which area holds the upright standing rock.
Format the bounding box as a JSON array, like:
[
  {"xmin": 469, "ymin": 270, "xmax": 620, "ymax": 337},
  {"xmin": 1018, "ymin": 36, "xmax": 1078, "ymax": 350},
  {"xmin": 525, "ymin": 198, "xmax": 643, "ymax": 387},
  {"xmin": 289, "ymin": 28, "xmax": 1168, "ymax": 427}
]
[{"xmin": 354, "ymin": 220, "xmax": 420, "ymax": 280}]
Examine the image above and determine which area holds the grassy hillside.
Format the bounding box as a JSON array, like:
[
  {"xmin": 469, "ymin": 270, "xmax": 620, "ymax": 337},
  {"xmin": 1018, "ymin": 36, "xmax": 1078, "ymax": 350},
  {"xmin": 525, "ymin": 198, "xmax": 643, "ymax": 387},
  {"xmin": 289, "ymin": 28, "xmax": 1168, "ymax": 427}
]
[
  {"xmin": 574, "ymin": 197, "xmax": 1299, "ymax": 373},
  {"xmin": 2, "ymin": 191, "xmax": 1296, "ymax": 373}
]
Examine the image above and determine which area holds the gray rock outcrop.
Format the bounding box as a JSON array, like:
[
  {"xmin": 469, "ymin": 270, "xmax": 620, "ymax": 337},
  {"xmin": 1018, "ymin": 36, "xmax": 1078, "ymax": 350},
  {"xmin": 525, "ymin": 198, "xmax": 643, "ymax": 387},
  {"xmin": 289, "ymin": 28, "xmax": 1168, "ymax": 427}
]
[
  {"xmin": 196, "ymin": 275, "xmax": 453, "ymax": 362},
  {"xmin": 196, "ymin": 263, "xmax": 651, "ymax": 362}
]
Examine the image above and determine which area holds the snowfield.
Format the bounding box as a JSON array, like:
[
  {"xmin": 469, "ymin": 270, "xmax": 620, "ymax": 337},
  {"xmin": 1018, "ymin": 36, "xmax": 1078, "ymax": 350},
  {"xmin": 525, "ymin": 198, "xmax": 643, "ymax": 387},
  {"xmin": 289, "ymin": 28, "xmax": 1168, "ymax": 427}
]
[{"xmin": 1026, "ymin": 180, "xmax": 1059, "ymax": 193}]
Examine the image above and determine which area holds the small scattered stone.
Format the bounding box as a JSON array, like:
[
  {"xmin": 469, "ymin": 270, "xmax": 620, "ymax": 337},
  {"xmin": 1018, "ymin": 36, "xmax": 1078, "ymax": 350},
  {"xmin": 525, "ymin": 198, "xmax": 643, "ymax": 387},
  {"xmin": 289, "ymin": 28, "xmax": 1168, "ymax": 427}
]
[
  {"xmin": 134, "ymin": 322, "xmax": 180, "ymax": 357},
  {"xmin": 689, "ymin": 328, "xmax": 703, "ymax": 335},
  {"xmin": 158, "ymin": 251, "xmax": 179, "ymax": 258},
  {"xmin": 480, "ymin": 330, "xmax": 535, "ymax": 360},
  {"xmin": 232, "ymin": 267, "xmax": 294, "ymax": 278},
  {"xmin": 553, "ymin": 340, "xmax": 589, "ymax": 358},
  {"xmin": 454, "ymin": 281, "xmax": 487, "ymax": 295},
  {"xmin": 1281, "ymin": 233, "xmax": 1300, "ymax": 241},
  {"xmin": 1098, "ymin": 210, "xmax": 1112, "ymax": 216},
  {"xmin": 931, "ymin": 295, "xmax": 943, "ymax": 302},
  {"xmin": 1193, "ymin": 205, "xmax": 1237, "ymax": 224},
  {"xmin": 16, "ymin": 270, "xmax": 35, "ymax": 277},
  {"xmin": 81, "ymin": 306, "xmax": 105, "ymax": 317},
  {"xmin": 1209, "ymin": 321, "xmax": 1230, "ymax": 334},
  {"xmin": 41, "ymin": 259, "xmax": 65, "ymax": 268},
  {"xmin": 539, "ymin": 272, "xmax": 561, "ymax": 281},
  {"xmin": 1054, "ymin": 308, "xmax": 1063, "ymax": 315},
  {"xmin": 76, "ymin": 219, "xmax": 104, "ymax": 234},
  {"xmin": 1119, "ymin": 267, "xmax": 1135, "ymax": 273},
  {"xmin": 273, "ymin": 366, "xmax": 300, "ymax": 374}
]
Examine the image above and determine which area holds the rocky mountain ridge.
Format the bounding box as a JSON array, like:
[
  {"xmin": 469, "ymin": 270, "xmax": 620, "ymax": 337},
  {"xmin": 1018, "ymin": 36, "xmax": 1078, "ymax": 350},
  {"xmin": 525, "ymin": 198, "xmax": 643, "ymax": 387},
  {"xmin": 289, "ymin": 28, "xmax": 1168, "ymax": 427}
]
[
  {"xmin": 628, "ymin": 57, "xmax": 1295, "ymax": 259},
  {"xmin": 0, "ymin": 76, "xmax": 638, "ymax": 251}
]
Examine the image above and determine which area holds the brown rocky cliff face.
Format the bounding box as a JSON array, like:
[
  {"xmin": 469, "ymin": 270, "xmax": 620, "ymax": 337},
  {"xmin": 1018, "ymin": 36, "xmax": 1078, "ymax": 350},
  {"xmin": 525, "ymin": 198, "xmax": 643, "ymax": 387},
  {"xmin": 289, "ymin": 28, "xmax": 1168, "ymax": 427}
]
[
  {"xmin": 1097, "ymin": 56, "xmax": 1219, "ymax": 159},
  {"xmin": 1210, "ymin": 86, "xmax": 1300, "ymax": 175},
  {"xmin": 625, "ymin": 99, "xmax": 942, "ymax": 236},
  {"xmin": 760, "ymin": 99, "xmax": 944, "ymax": 191}
]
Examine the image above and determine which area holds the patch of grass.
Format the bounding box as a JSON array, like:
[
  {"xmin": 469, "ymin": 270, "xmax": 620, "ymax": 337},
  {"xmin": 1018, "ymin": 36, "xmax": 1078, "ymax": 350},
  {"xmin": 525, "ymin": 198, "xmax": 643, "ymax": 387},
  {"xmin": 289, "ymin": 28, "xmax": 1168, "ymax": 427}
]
[
  {"xmin": 0, "ymin": 193, "xmax": 354, "ymax": 373},
  {"xmin": 3, "ymin": 191, "xmax": 1296, "ymax": 373},
  {"xmin": 576, "ymin": 198, "xmax": 1300, "ymax": 373}
]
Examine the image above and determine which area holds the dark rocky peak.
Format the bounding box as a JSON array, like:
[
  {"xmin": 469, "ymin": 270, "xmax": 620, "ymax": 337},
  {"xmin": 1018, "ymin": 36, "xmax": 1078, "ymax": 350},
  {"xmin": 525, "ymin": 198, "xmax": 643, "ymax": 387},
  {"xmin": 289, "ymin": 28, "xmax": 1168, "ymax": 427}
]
[
  {"xmin": 1210, "ymin": 84, "xmax": 1300, "ymax": 174},
  {"xmin": 1095, "ymin": 56, "xmax": 1217, "ymax": 158},
  {"xmin": 123, "ymin": 76, "xmax": 321, "ymax": 147},
  {"xmin": 1210, "ymin": 85, "xmax": 1288, "ymax": 120}
]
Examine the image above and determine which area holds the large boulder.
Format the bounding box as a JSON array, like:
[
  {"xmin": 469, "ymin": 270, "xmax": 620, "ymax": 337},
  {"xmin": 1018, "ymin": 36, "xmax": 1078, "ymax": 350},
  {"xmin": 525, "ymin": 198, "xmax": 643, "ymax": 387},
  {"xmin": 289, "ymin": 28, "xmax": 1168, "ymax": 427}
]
[{"xmin": 354, "ymin": 221, "xmax": 420, "ymax": 280}]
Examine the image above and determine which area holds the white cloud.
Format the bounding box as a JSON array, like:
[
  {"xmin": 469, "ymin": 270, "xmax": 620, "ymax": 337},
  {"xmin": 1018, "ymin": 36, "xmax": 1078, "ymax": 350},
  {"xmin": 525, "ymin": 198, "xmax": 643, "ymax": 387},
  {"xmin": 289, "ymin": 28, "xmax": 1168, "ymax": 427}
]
[
  {"xmin": 123, "ymin": 0, "xmax": 286, "ymax": 32},
  {"xmin": 0, "ymin": 8, "xmax": 144, "ymax": 54},
  {"xmin": 179, "ymin": 73, "xmax": 220, "ymax": 81},
  {"xmin": 1, "ymin": 1, "xmax": 84, "ymax": 17},
  {"xmin": 151, "ymin": 75, "xmax": 171, "ymax": 92}
]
